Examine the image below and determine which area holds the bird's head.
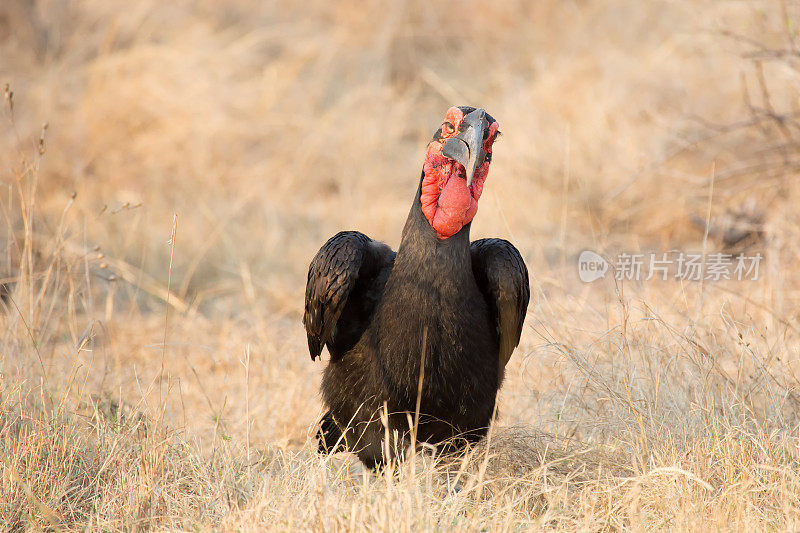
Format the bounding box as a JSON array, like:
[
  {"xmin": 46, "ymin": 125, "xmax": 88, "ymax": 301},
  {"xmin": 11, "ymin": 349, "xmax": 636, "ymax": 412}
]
[{"xmin": 421, "ymin": 106, "xmax": 500, "ymax": 240}]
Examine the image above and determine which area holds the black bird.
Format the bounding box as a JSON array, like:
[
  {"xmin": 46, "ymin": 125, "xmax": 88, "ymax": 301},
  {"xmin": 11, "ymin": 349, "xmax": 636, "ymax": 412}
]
[{"xmin": 304, "ymin": 106, "xmax": 529, "ymax": 467}]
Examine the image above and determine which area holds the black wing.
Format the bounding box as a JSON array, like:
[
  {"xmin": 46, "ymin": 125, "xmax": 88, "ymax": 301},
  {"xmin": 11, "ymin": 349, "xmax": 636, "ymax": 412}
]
[
  {"xmin": 304, "ymin": 231, "xmax": 395, "ymax": 361},
  {"xmin": 471, "ymin": 238, "xmax": 530, "ymax": 369}
]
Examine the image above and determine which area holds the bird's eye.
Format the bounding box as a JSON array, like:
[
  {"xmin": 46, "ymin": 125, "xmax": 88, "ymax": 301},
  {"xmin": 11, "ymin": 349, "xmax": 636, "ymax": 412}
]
[
  {"xmin": 485, "ymin": 152, "xmax": 492, "ymax": 164},
  {"xmin": 443, "ymin": 122, "xmax": 455, "ymax": 135}
]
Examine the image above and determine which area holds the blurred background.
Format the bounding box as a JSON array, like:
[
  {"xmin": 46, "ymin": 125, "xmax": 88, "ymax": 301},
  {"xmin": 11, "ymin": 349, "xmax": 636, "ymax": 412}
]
[
  {"xmin": 3, "ymin": 0, "xmax": 796, "ymax": 314},
  {"xmin": 3, "ymin": 0, "xmax": 800, "ymax": 442},
  {"xmin": 3, "ymin": 1, "xmax": 800, "ymax": 528}
]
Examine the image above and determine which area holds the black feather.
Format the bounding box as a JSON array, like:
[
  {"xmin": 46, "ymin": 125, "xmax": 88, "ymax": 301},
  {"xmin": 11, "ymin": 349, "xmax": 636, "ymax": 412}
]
[
  {"xmin": 470, "ymin": 238, "xmax": 530, "ymax": 373},
  {"xmin": 303, "ymin": 231, "xmax": 394, "ymax": 361}
]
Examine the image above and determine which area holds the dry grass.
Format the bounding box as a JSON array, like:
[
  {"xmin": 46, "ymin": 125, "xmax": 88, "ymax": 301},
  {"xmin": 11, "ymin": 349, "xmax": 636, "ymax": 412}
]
[{"xmin": 3, "ymin": 0, "xmax": 800, "ymax": 530}]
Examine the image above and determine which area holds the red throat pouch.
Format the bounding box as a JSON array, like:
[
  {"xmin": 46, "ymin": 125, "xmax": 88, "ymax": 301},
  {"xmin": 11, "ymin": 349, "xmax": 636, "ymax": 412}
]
[{"xmin": 420, "ymin": 146, "xmax": 487, "ymax": 240}]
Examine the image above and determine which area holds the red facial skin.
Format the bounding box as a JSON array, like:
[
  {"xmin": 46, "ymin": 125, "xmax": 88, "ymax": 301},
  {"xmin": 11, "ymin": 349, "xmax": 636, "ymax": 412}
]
[{"xmin": 421, "ymin": 107, "xmax": 500, "ymax": 240}]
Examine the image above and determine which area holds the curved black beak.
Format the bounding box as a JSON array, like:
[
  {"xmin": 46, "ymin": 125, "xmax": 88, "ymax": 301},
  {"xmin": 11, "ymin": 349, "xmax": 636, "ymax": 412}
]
[{"xmin": 441, "ymin": 108, "xmax": 489, "ymax": 186}]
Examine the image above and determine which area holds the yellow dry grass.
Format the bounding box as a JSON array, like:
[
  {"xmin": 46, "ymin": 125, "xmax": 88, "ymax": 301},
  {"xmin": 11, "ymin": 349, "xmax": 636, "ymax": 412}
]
[{"xmin": 2, "ymin": 0, "xmax": 800, "ymax": 530}]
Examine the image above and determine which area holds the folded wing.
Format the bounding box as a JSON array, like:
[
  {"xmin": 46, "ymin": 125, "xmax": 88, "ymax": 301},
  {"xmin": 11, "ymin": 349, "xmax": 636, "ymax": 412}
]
[
  {"xmin": 304, "ymin": 231, "xmax": 395, "ymax": 361},
  {"xmin": 470, "ymin": 238, "xmax": 530, "ymax": 370}
]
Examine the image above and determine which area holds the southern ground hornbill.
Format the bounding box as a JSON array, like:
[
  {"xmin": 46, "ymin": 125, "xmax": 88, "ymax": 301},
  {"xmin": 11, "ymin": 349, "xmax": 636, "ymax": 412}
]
[{"xmin": 304, "ymin": 106, "xmax": 530, "ymax": 467}]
